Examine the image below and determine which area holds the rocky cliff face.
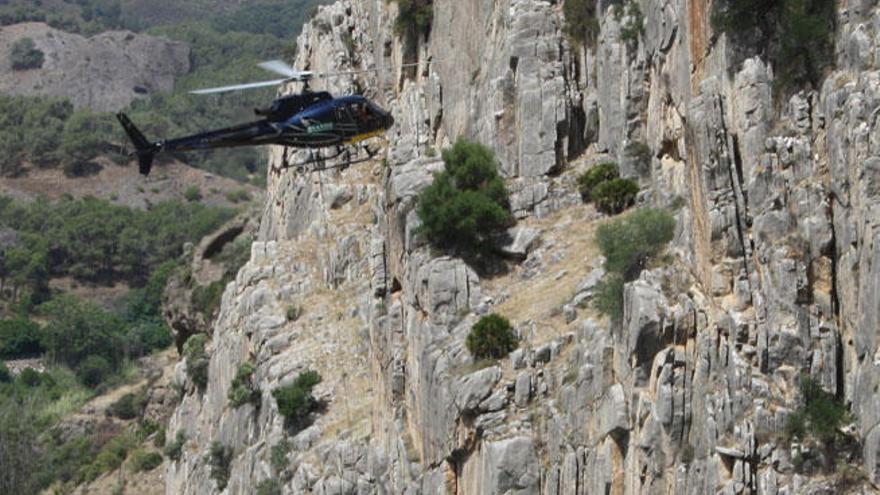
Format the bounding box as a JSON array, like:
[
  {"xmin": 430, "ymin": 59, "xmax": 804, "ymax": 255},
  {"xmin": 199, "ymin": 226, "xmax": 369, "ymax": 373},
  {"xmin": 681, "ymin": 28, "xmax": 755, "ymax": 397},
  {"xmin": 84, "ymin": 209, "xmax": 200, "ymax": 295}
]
[{"xmin": 164, "ymin": 1, "xmax": 880, "ymax": 493}]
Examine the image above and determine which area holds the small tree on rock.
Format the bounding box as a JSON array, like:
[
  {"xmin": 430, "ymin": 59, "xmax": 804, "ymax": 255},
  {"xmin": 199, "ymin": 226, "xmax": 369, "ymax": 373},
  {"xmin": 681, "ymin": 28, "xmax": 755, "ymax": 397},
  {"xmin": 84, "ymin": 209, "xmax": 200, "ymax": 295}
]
[
  {"xmin": 416, "ymin": 140, "xmax": 512, "ymax": 262},
  {"xmin": 272, "ymin": 370, "xmax": 321, "ymax": 431},
  {"xmin": 466, "ymin": 313, "xmax": 518, "ymax": 359}
]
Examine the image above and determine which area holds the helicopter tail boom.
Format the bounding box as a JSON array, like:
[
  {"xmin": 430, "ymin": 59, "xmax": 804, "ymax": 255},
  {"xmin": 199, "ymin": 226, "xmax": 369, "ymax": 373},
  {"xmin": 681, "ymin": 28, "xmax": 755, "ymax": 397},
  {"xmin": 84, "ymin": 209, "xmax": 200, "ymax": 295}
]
[{"xmin": 116, "ymin": 113, "xmax": 159, "ymax": 176}]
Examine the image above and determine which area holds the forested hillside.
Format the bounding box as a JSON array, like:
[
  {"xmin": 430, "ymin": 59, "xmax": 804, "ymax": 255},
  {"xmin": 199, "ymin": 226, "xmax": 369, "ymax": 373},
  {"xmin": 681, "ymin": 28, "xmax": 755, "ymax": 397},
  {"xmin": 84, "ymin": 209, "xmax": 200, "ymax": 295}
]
[
  {"xmin": 0, "ymin": 2, "xmax": 326, "ymax": 493},
  {"xmin": 1, "ymin": 0, "xmax": 330, "ymax": 182}
]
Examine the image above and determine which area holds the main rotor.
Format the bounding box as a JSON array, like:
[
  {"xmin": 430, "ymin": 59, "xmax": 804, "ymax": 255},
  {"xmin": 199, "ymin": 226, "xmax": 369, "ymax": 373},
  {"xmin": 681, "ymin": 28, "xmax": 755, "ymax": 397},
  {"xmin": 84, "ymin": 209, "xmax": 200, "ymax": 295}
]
[
  {"xmin": 189, "ymin": 59, "xmax": 434, "ymax": 95},
  {"xmin": 191, "ymin": 60, "xmax": 363, "ymax": 95}
]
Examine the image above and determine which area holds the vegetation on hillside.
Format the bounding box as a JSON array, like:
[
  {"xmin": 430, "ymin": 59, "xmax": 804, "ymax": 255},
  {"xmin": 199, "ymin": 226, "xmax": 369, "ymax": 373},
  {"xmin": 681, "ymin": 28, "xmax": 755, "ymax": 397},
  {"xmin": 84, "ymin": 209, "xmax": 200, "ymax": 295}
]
[
  {"xmin": 0, "ymin": 194, "xmax": 232, "ymax": 492},
  {"xmin": 273, "ymin": 370, "xmax": 322, "ymax": 431},
  {"xmin": 0, "ymin": 369, "xmax": 164, "ymax": 493},
  {"xmin": 466, "ymin": 314, "xmax": 518, "ymax": 360},
  {"xmin": 9, "ymin": 37, "xmax": 44, "ymax": 70},
  {"xmin": 0, "ymin": 1, "xmax": 328, "ymax": 182},
  {"xmin": 228, "ymin": 361, "xmax": 260, "ymax": 408},
  {"xmin": 207, "ymin": 441, "xmax": 233, "ymax": 490},
  {"xmin": 712, "ymin": 0, "xmax": 836, "ymax": 93},
  {"xmin": 416, "ymin": 140, "xmax": 512, "ymax": 265},
  {"xmin": 563, "ymin": 0, "xmax": 599, "ymax": 47},
  {"xmin": 0, "ymin": 195, "xmax": 234, "ymax": 299},
  {"xmin": 0, "ymin": 4, "xmax": 325, "ymax": 493},
  {"xmin": 577, "ymin": 163, "xmax": 639, "ymax": 215},
  {"xmin": 593, "ymin": 208, "xmax": 676, "ymax": 321}
]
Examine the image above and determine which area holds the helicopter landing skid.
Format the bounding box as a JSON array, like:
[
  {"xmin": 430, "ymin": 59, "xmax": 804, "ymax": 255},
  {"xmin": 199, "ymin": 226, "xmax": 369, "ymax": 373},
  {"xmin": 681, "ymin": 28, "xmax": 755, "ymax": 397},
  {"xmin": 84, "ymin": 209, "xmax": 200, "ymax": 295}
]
[{"xmin": 281, "ymin": 144, "xmax": 379, "ymax": 173}]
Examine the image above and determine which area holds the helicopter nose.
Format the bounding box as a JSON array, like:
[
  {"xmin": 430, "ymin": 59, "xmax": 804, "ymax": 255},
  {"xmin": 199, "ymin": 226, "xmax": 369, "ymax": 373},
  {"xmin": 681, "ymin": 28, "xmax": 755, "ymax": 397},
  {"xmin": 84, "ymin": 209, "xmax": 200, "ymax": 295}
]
[{"xmin": 384, "ymin": 113, "xmax": 395, "ymax": 129}]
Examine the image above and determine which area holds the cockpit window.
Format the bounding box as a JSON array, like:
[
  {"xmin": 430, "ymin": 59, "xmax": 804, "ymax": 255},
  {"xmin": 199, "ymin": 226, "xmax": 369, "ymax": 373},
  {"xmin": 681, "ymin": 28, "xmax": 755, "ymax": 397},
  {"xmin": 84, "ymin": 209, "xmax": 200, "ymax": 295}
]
[{"xmin": 351, "ymin": 102, "xmax": 372, "ymax": 123}]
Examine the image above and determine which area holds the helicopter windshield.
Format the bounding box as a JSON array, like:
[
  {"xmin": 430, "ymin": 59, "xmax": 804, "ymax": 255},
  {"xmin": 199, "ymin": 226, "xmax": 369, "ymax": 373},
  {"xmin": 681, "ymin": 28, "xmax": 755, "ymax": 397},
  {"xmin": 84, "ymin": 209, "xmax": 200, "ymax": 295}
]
[{"xmin": 346, "ymin": 101, "xmax": 372, "ymax": 124}]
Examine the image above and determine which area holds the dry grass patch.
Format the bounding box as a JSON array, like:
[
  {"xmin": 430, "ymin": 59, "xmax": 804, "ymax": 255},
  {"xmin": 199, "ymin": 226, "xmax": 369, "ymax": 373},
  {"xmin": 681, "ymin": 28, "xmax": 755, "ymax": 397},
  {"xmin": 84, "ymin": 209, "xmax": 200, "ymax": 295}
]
[{"xmin": 485, "ymin": 207, "xmax": 606, "ymax": 345}]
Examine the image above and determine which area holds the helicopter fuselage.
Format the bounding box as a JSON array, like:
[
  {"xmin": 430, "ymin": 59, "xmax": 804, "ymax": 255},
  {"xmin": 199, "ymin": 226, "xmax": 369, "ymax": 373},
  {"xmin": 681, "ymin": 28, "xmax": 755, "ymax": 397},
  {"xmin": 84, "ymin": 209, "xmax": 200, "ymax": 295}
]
[
  {"xmin": 159, "ymin": 94, "xmax": 394, "ymax": 152},
  {"xmin": 116, "ymin": 94, "xmax": 394, "ymax": 175}
]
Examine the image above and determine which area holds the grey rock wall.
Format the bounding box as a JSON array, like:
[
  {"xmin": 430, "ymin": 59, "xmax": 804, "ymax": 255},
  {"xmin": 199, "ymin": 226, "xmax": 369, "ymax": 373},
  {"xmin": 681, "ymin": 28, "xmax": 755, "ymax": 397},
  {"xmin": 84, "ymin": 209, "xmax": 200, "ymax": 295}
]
[{"xmin": 164, "ymin": 1, "xmax": 880, "ymax": 494}]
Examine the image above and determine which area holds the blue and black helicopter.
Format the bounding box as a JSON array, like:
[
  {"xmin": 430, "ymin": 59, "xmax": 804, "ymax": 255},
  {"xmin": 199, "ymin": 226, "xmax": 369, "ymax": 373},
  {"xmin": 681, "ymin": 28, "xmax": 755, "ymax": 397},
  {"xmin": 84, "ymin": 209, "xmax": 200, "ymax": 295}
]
[{"xmin": 117, "ymin": 60, "xmax": 395, "ymax": 175}]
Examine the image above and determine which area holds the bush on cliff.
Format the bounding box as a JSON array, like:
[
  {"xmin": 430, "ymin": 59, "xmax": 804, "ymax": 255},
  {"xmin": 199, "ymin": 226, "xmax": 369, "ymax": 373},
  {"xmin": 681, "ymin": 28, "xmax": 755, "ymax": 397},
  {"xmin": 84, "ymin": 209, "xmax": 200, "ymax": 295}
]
[
  {"xmin": 563, "ymin": 0, "xmax": 599, "ymax": 46},
  {"xmin": 228, "ymin": 361, "xmax": 260, "ymax": 408},
  {"xmin": 207, "ymin": 441, "xmax": 232, "ymax": 490},
  {"xmin": 577, "ymin": 162, "xmax": 640, "ymax": 214},
  {"xmin": 711, "ymin": 0, "xmax": 835, "ymax": 93},
  {"xmin": 416, "ymin": 140, "xmax": 512, "ymax": 262},
  {"xmin": 391, "ymin": 0, "xmax": 433, "ymax": 38},
  {"xmin": 272, "ymin": 370, "xmax": 321, "ymax": 431},
  {"xmin": 183, "ymin": 334, "xmax": 209, "ymax": 390},
  {"xmin": 577, "ymin": 162, "xmax": 619, "ymax": 201},
  {"xmin": 466, "ymin": 314, "xmax": 518, "ymax": 360},
  {"xmin": 785, "ymin": 377, "xmax": 850, "ymax": 444},
  {"xmin": 163, "ymin": 430, "xmax": 187, "ymax": 461},
  {"xmin": 593, "ymin": 208, "xmax": 676, "ymax": 321},
  {"xmin": 592, "ymin": 178, "xmax": 639, "ymax": 215}
]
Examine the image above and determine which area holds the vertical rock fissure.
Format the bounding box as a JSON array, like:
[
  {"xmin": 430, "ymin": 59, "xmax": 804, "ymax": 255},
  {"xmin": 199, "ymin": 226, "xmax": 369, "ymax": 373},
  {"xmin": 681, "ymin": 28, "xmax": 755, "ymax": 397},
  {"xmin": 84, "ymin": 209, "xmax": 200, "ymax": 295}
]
[
  {"xmin": 725, "ymin": 129, "xmax": 754, "ymax": 301},
  {"xmin": 828, "ymin": 194, "xmax": 845, "ymax": 400}
]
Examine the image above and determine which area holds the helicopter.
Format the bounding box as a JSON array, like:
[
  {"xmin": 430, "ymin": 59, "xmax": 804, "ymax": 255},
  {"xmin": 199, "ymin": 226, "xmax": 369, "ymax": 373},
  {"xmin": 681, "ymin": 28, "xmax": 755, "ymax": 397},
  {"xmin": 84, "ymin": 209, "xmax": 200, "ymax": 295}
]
[{"xmin": 116, "ymin": 60, "xmax": 396, "ymax": 176}]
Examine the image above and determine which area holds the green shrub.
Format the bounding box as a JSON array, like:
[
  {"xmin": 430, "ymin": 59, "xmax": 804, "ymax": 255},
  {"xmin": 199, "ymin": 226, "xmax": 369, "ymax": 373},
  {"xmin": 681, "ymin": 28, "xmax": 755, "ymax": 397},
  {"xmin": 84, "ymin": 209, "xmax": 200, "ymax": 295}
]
[
  {"xmin": 593, "ymin": 272, "xmax": 625, "ymax": 322},
  {"xmin": 270, "ymin": 439, "xmax": 291, "ymax": 474},
  {"xmin": 57, "ymin": 109, "xmax": 114, "ymax": 169},
  {"xmin": 184, "ymin": 186, "xmax": 202, "ymax": 202},
  {"xmin": 272, "ymin": 370, "xmax": 321, "ymax": 430},
  {"xmin": 785, "ymin": 377, "xmax": 850, "ymax": 444},
  {"xmin": 9, "ymin": 38, "xmax": 44, "ymax": 70},
  {"xmin": 577, "ymin": 162, "xmax": 619, "ymax": 201},
  {"xmin": 163, "ymin": 430, "xmax": 187, "ymax": 462},
  {"xmin": 595, "ymin": 208, "xmax": 676, "ymax": 279},
  {"xmin": 154, "ymin": 427, "xmax": 166, "ymax": 449},
  {"xmin": 465, "ymin": 314, "xmax": 518, "ymax": 359},
  {"xmin": 207, "ymin": 441, "xmax": 233, "ymax": 491},
  {"xmin": 390, "ymin": 0, "xmax": 433, "ymax": 38},
  {"xmin": 138, "ymin": 418, "xmax": 160, "ymax": 439},
  {"xmin": 416, "ymin": 140, "xmax": 512, "ymax": 259},
  {"xmin": 125, "ymin": 321, "xmax": 174, "ymax": 357},
  {"xmin": 39, "ymin": 295, "xmax": 126, "ymax": 372},
  {"xmin": 183, "ymin": 334, "xmax": 209, "ymax": 390},
  {"xmin": 80, "ymin": 429, "xmax": 138, "ymax": 482},
  {"xmin": 108, "ymin": 392, "xmax": 145, "ymax": 420},
  {"xmin": 593, "ymin": 208, "xmax": 676, "ymax": 320},
  {"xmin": 592, "ymin": 178, "xmax": 639, "ymax": 215},
  {"xmin": 228, "ymin": 361, "xmax": 260, "ymax": 408},
  {"xmin": 128, "ymin": 450, "xmax": 163, "ymax": 472},
  {"xmin": 0, "ymin": 317, "xmax": 43, "ymax": 358},
  {"xmin": 18, "ymin": 367, "xmax": 42, "ymax": 387},
  {"xmin": 257, "ymin": 478, "xmax": 283, "ymax": 495},
  {"xmin": 563, "ymin": 0, "xmax": 599, "ymax": 46},
  {"xmin": 0, "ymin": 360, "xmax": 10, "ymax": 383},
  {"xmin": 77, "ymin": 355, "xmax": 113, "ymax": 388}
]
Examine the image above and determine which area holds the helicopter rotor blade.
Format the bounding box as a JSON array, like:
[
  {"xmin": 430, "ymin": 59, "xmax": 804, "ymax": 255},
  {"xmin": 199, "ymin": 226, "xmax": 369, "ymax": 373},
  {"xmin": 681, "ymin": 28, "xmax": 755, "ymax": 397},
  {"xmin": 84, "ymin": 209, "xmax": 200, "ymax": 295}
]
[
  {"xmin": 190, "ymin": 79, "xmax": 288, "ymax": 95},
  {"xmin": 257, "ymin": 60, "xmax": 299, "ymax": 78},
  {"xmin": 190, "ymin": 60, "xmax": 438, "ymax": 94}
]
